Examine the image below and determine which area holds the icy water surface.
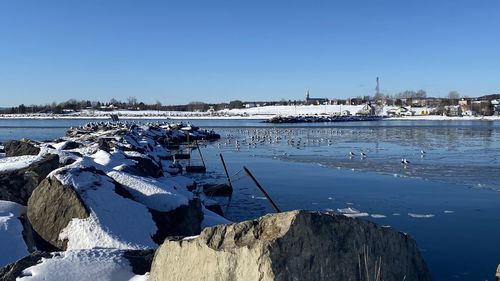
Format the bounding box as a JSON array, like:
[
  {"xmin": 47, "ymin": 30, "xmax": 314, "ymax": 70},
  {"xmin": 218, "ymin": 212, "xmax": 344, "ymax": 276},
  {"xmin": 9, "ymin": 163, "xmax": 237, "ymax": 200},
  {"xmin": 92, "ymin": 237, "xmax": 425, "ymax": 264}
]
[{"xmin": 1, "ymin": 118, "xmax": 500, "ymax": 280}]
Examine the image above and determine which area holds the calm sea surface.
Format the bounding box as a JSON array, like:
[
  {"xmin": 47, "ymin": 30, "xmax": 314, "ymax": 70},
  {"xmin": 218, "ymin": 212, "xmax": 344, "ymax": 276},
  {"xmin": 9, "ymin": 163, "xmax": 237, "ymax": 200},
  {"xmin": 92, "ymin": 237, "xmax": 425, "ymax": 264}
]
[{"xmin": 1, "ymin": 118, "xmax": 499, "ymax": 280}]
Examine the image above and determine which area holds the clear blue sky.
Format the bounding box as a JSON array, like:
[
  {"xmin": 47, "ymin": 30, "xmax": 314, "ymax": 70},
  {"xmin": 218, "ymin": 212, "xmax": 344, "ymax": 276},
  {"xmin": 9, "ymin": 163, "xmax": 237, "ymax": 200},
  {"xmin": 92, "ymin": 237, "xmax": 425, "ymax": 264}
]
[{"xmin": 1, "ymin": 0, "xmax": 499, "ymax": 106}]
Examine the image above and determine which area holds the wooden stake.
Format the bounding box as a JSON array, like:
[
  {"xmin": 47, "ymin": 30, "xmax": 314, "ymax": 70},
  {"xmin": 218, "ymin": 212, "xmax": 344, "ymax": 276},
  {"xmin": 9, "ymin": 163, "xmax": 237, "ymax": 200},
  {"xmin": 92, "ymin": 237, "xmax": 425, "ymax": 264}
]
[{"xmin": 243, "ymin": 166, "xmax": 281, "ymax": 213}]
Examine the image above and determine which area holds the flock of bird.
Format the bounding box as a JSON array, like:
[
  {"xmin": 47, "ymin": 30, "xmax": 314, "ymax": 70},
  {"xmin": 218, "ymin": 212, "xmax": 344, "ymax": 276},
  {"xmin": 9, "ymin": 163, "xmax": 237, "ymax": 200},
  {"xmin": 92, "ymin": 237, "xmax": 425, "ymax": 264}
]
[{"xmin": 212, "ymin": 128, "xmax": 429, "ymax": 168}]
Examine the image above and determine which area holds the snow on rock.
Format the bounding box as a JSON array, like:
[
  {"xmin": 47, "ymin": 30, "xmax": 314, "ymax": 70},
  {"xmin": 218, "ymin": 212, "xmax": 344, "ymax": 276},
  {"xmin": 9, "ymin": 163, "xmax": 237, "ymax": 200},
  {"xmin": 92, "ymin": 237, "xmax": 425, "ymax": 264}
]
[
  {"xmin": 18, "ymin": 249, "xmax": 148, "ymax": 281},
  {"xmin": 0, "ymin": 155, "xmax": 41, "ymax": 172},
  {"xmin": 0, "ymin": 200, "xmax": 29, "ymax": 267},
  {"xmin": 90, "ymin": 149, "xmax": 136, "ymax": 169},
  {"xmin": 1, "ymin": 153, "xmax": 60, "ymax": 205},
  {"xmin": 54, "ymin": 168, "xmax": 158, "ymax": 250},
  {"xmin": 107, "ymin": 171, "xmax": 190, "ymax": 212}
]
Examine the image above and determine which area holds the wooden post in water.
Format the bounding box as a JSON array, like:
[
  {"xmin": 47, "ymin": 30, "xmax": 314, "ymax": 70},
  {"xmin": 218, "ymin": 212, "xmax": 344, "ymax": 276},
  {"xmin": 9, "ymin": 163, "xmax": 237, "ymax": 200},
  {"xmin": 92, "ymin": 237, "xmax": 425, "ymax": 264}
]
[
  {"xmin": 219, "ymin": 153, "xmax": 233, "ymax": 190},
  {"xmin": 195, "ymin": 140, "xmax": 206, "ymax": 168},
  {"xmin": 243, "ymin": 166, "xmax": 281, "ymax": 213}
]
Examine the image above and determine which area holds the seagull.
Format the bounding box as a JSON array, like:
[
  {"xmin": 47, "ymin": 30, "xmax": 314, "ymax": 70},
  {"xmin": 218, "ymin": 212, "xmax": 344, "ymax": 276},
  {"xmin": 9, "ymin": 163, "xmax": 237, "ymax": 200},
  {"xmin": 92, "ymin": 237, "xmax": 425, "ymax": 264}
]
[
  {"xmin": 420, "ymin": 150, "xmax": 426, "ymax": 154},
  {"xmin": 360, "ymin": 152, "xmax": 367, "ymax": 157},
  {"xmin": 401, "ymin": 158, "xmax": 410, "ymax": 165},
  {"xmin": 349, "ymin": 151, "xmax": 355, "ymax": 156}
]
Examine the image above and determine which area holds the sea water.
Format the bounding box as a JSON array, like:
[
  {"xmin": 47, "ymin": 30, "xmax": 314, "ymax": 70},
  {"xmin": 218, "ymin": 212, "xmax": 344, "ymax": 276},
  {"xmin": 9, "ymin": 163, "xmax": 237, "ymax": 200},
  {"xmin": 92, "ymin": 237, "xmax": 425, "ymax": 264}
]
[{"xmin": 1, "ymin": 118, "xmax": 499, "ymax": 280}]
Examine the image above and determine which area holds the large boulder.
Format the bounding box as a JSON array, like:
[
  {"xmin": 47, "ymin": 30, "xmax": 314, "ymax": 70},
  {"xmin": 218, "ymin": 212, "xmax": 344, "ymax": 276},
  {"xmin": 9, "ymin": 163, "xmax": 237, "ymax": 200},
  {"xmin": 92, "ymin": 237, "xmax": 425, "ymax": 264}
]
[
  {"xmin": 150, "ymin": 210, "xmax": 432, "ymax": 281},
  {"xmin": 0, "ymin": 154, "xmax": 59, "ymax": 205},
  {"xmin": 27, "ymin": 167, "xmax": 205, "ymax": 250},
  {"xmin": 3, "ymin": 140, "xmax": 40, "ymax": 157},
  {"xmin": 27, "ymin": 176, "xmax": 90, "ymax": 250}
]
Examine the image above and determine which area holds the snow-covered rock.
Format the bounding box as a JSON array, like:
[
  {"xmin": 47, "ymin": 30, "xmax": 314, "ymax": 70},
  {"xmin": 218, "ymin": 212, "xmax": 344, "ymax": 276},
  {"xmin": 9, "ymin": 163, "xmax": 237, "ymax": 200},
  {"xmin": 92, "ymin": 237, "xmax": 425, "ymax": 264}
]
[
  {"xmin": 150, "ymin": 210, "xmax": 431, "ymax": 281},
  {"xmin": 28, "ymin": 160, "xmax": 206, "ymax": 250},
  {"xmin": 0, "ymin": 154, "xmax": 59, "ymax": 205},
  {"xmin": 28, "ymin": 168, "xmax": 158, "ymax": 250}
]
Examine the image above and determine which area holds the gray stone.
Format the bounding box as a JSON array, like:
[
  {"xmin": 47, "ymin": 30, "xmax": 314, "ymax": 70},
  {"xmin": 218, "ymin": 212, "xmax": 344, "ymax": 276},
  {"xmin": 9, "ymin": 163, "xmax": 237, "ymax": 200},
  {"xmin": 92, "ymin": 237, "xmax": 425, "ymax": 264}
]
[
  {"xmin": 150, "ymin": 210, "xmax": 432, "ymax": 281},
  {"xmin": 496, "ymin": 264, "xmax": 500, "ymax": 280},
  {"xmin": 0, "ymin": 154, "xmax": 60, "ymax": 205},
  {"xmin": 123, "ymin": 249, "xmax": 156, "ymax": 275},
  {"xmin": 122, "ymin": 156, "xmax": 164, "ymax": 178},
  {"xmin": 150, "ymin": 199, "xmax": 204, "ymax": 244},
  {"xmin": 3, "ymin": 140, "xmax": 40, "ymax": 157},
  {"xmin": 27, "ymin": 176, "xmax": 90, "ymax": 250}
]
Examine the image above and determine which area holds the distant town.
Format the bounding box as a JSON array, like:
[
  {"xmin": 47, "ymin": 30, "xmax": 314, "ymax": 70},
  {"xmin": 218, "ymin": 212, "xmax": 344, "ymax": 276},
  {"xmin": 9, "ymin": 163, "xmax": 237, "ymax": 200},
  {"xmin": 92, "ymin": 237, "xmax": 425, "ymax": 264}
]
[{"xmin": 1, "ymin": 88, "xmax": 500, "ymax": 118}]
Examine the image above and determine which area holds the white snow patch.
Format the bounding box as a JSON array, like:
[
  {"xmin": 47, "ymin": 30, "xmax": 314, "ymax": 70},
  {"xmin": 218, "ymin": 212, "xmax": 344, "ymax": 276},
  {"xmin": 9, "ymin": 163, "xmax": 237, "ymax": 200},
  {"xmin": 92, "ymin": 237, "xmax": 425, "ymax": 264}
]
[
  {"xmin": 90, "ymin": 150, "xmax": 135, "ymax": 170},
  {"xmin": 0, "ymin": 155, "xmax": 40, "ymax": 172},
  {"xmin": 19, "ymin": 249, "xmax": 147, "ymax": 281},
  {"xmin": 107, "ymin": 171, "xmax": 190, "ymax": 212},
  {"xmin": 123, "ymin": 151, "xmax": 147, "ymax": 158},
  {"xmin": 370, "ymin": 214, "xmax": 387, "ymax": 218},
  {"xmin": 182, "ymin": 235, "xmax": 199, "ymax": 241},
  {"xmin": 444, "ymin": 210, "xmax": 455, "ymax": 214},
  {"xmin": 0, "ymin": 200, "xmax": 28, "ymax": 266}
]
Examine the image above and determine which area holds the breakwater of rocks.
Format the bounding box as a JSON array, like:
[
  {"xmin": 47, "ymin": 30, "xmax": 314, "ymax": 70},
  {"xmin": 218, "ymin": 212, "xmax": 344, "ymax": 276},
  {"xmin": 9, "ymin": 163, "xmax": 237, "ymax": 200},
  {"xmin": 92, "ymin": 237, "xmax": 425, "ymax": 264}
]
[{"xmin": 265, "ymin": 115, "xmax": 385, "ymax": 123}]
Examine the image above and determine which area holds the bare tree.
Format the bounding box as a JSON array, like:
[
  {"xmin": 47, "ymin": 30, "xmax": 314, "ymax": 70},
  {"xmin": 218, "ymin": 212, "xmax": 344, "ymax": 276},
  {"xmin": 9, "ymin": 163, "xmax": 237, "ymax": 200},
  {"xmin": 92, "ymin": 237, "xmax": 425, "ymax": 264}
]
[
  {"xmin": 127, "ymin": 97, "xmax": 138, "ymax": 108},
  {"xmin": 415, "ymin": 89, "xmax": 427, "ymax": 98}
]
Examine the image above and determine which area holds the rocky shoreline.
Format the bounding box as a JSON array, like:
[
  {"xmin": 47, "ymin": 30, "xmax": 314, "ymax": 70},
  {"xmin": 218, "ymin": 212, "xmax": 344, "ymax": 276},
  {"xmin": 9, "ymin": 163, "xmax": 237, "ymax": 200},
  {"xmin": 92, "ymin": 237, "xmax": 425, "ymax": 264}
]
[
  {"xmin": 265, "ymin": 115, "xmax": 385, "ymax": 123},
  {"xmin": 1, "ymin": 122, "xmax": 434, "ymax": 280}
]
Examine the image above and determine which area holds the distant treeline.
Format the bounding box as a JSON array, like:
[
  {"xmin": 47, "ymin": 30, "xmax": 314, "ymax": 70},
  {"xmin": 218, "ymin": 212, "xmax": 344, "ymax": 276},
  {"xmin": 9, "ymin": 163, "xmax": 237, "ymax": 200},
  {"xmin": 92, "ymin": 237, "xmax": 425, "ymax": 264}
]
[
  {"xmin": 1, "ymin": 93, "xmax": 499, "ymax": 115},
  {"xmin": 0, "ymin": 98, "xmax": 257, "ymax": 114}
]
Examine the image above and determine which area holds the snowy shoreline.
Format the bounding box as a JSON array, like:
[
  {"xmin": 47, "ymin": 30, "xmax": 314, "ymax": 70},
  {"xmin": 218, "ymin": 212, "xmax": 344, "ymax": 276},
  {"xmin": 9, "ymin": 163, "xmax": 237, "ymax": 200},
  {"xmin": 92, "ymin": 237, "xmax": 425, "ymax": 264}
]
[
  {"xmin": 1, "ymin": 104, "xmax": 499, "ymax": 121},
  {"xmin": 1, "ymin": 114, "xmax": 499, "ymax": 121}
]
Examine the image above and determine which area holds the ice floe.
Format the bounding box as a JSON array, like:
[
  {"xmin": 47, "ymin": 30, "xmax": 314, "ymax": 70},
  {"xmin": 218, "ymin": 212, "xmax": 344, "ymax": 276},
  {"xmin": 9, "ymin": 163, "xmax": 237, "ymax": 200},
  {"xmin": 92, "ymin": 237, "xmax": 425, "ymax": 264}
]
[{"xmin": 408, "ymin": 213, "xmax": 435, "ymax": 218}]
